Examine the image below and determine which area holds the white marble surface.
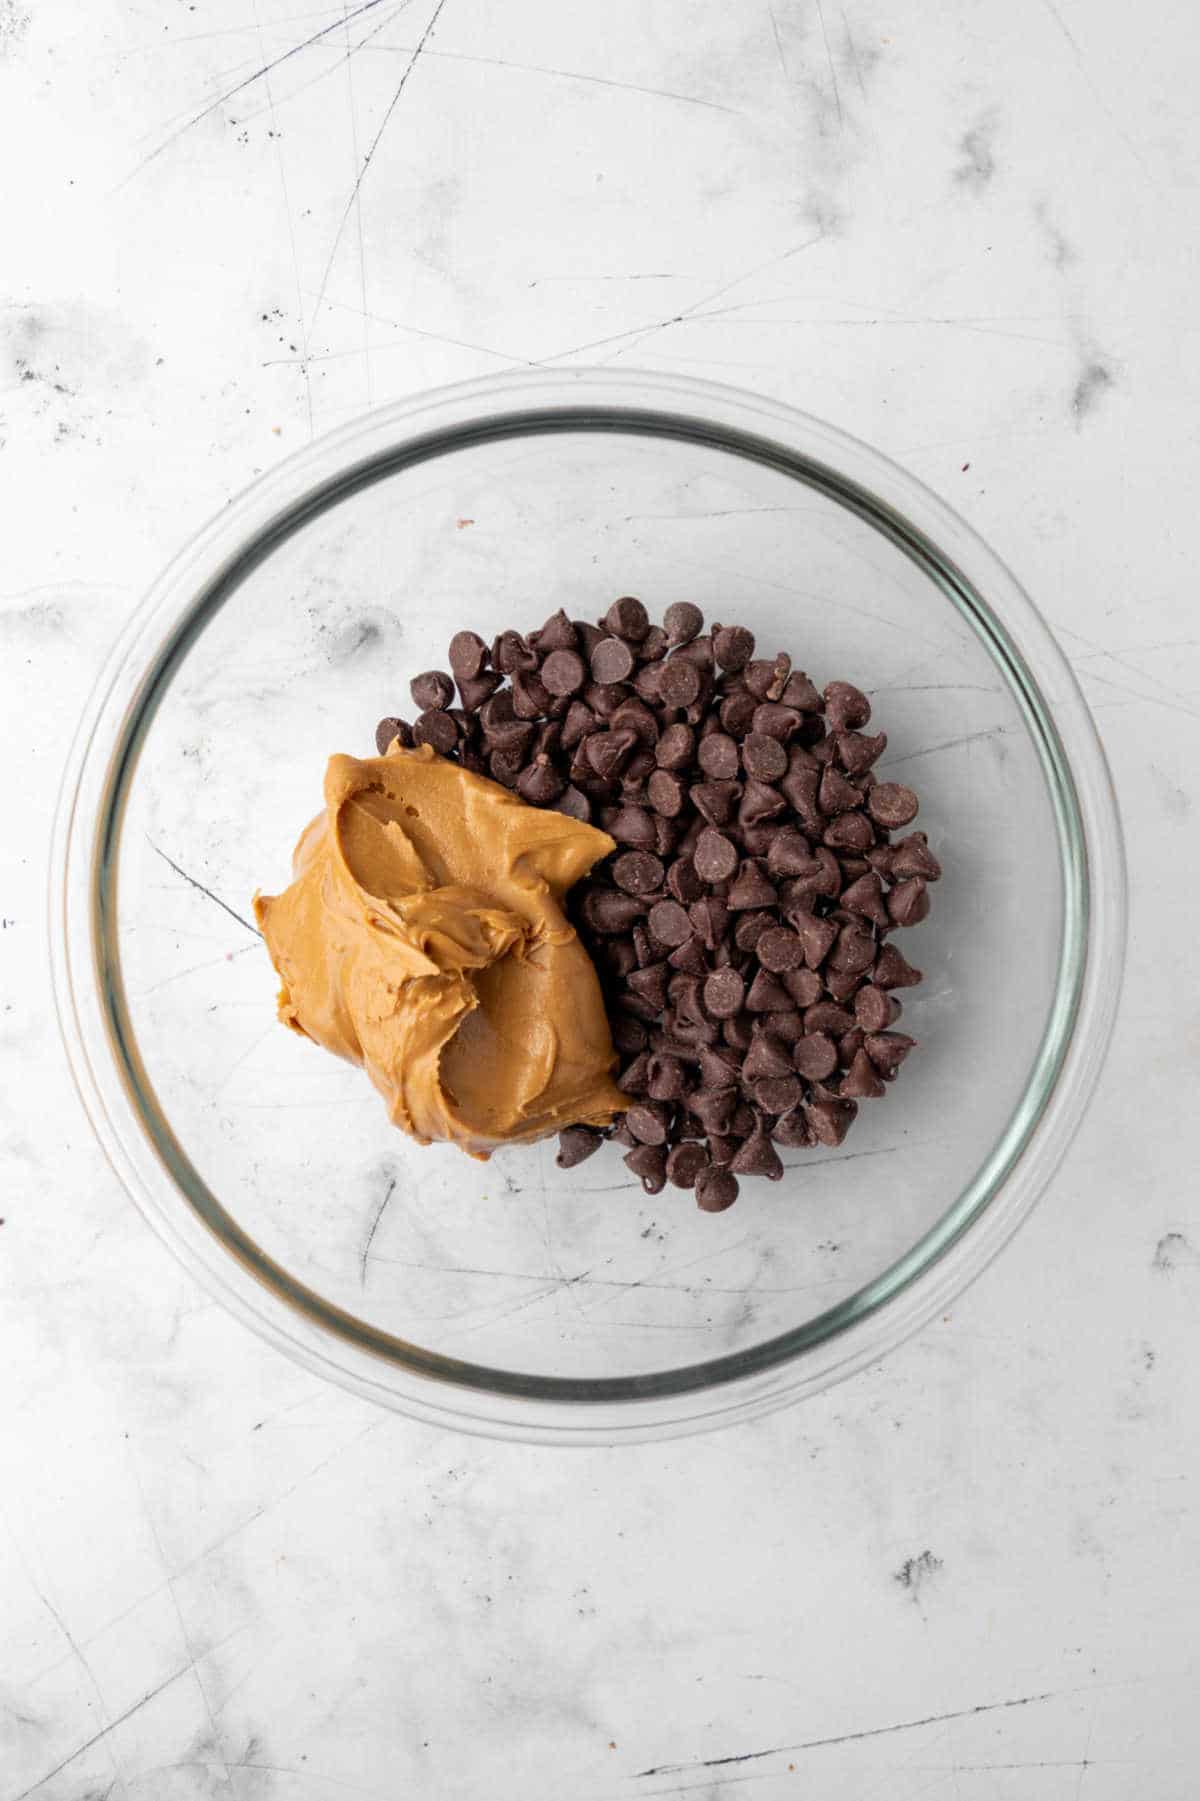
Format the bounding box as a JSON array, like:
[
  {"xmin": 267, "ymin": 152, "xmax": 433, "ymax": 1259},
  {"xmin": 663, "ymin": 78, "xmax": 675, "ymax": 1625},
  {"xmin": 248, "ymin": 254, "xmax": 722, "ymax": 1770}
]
[{"xmin": 3, "ymin": 1, "xmax": 1199, "ymax": 1795}]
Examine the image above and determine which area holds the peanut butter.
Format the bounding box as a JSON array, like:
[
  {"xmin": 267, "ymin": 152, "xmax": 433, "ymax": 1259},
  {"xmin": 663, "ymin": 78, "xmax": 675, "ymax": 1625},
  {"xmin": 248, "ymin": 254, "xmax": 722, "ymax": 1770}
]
[{"xmin": 253, "ymin": 744, "xmax": 624, "ymax": 1157}]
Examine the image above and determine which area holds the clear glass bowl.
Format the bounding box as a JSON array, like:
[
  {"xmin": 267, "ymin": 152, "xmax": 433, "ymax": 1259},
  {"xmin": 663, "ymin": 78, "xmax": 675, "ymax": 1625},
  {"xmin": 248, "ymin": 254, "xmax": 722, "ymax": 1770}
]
[{"xmin": 50, "ymin": 370, "xmax": 1126, "ymax": 1442}]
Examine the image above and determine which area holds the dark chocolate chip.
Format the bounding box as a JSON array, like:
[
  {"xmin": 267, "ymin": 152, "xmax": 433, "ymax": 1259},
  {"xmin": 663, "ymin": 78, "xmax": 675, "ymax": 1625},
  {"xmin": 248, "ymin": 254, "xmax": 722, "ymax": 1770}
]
[
  {"xmin": 726, "ymin": 861, "xmax": 778, "ymax": 911},
  {"xmin": 666, "ymin": 1141, "xmax": 709, "ymax": 1188},
  {"xmin": 556, "ymin": 1126, "xmax": 603, "ymax": 1169},
  {"xmin": 449, "ymin": 631, "xmax": 489, "ymax": 682},
  {"xmin": 823, "ymin": 681, "xmax": 871, "ymax": 731},
  {"xmin": 493, "ymin": 630, "xmax": 538, "ymax": 674},
  {"xmin": 804, "ymin": 1093, "xmax": 858, "ymax": 1147},
  {"xmin": 713, "ymin": 624, "xmax": 755, "ymax": 671},
  {"xmin": 695, "ymin": 1166, "xmax": 739, "ymax": 1211},
  {"xmin": 517, "ymin": 756, "xmax": 566, "ymax": 805},
  {"xmin": 743, "ymin": 1034, "xmax": 793, "ymax": 1081},
  {"xmin": 582, "ymin": 890, "xmax": 645, "ymax": 935},
  {"xmin": 656, "ymin": 722, "xmax": 695, "ymax": 769},
  {"xmin": 658, "ymin": 657, "xmax": 702, "ymax": 709},
  {"xmin": 756, "ymin": 927, "xmax": 805, "ymax": 973},
  {"xmin": 648, "ymin": 899, "xmax": 693, "ymax": 947},
  {"xmin": 375, "ymin": 717, "xmax": 412, "ymax": 755},
  {"xmin": 753, "ymin": 1074, "xmax": 802, "ymax": 1115},
  {"xmin": 698, "ymin": 733, "xmax": 740, "ymax": 780},
  {"xmin": 873, "ymin": 944, "xmax": 922, "ymax": 988},
  {"xmin": 668, "ymin": 856, "xmax": 704, "ymax": 904},
  {"xmin": 610, "ymin": 806, "xmax": 658, "ymax": 850},
  {"xmin": 742, "ymin": 732, "xmax": 788, "ymax": 781},
  {"xmin": 865, "ymin": 1030, "xmax": 916, "ymax": 1076},
  {"xmin": 413, "ymin": 709, "xmax": 458, "ymax": 754},
  {"xmin": 792, "ymin": 1033, "xmax": 838, "ymax": 1080},
  {"xmin": 411, "ymin": 670, "xmax": 455, "ymax": 711},
  {"xmin": 731, "ymin": 1126, "xmax": 783, "ymax": 1181},
  {"xmin": 868, "ymin": 782, "xmax": 920, "ymax": 829},
  {"xmin": 890, "ymin": 832, "xmax": 942, "ymax": 881},
  {"xmin": 840, "ymin": 872, "xmax": 890, "ymax": 926},
  {"xmin": 703, "ymin": 968, "xmax": 746, "ymax": 1018},
  {"xmin": 888, "ymin": 876, "xmax": 930, "ymax": 927},
  {"xmin": 605, "ymin": 596, "xmax": 650, "ymax": 642},
  {"xmin": 613, "ymin": 850, "xmax": 665, "ymax": 895},
  {"xmin": 694, "ymin": 828, "xmax": 739, "ymax": 883},
  {"xmin": 624, "ymin": 1145, "xmax": 667, "ymax": 1194},
  {"xmin": 540, "ymin": 648, "xmax": 588, "ymax": 696},
  {"xmin": 745, "ymin": 969, "xmax": 792, "ymax": 1012},
  {"xmin": 663, "ymin": 601, "xmax": 704, "ymax": 645},
  {"xmin": 591, "ymin": 637, "xmax": 636, "ymax": 684},
  {"xmin": 840, "ymin": 1048, "xmax": 886, "ymax": 1099},
  {"xmin": 647, "ymin": 768, "xmax": 687, "ymax": 817}
]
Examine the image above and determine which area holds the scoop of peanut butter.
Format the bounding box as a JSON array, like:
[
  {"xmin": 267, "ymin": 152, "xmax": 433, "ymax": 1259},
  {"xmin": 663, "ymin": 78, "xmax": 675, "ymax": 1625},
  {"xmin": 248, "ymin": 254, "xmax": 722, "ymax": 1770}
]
[{"xmin": 253, "ymin": 743, "xmax": 625, "ymax": 1157}]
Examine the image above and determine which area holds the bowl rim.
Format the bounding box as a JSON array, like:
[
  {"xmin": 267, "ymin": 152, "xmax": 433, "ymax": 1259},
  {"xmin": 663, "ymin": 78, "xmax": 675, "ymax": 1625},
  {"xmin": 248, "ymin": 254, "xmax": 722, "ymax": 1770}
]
[{"xmin": 49, "ymin": 366, "xmax": 1127, "ymax": 1442}]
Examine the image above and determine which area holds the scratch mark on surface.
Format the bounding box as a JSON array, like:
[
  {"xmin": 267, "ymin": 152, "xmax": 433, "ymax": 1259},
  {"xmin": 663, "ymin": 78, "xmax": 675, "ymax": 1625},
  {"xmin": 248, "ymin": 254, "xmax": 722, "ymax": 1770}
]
[
  {"xmin": 251, "ymin": 0, "xmax": 315, "ymax": 437},
  {"xmin": 768, "ymin": 7, "xmax": 789, "ymax": 81},
  {"xmin": 12, "ymin": 1665, "xmax": 192, "ymax": 1800},
  {"xmin": 1071, "ymin": 356, "xmax": 1114, "ymax": 426},
  {"xmin": 881, "ymin": 726, "xmax": 1013, "ymax": 767},
  {"xmin": 140, "ymin": 942, "xmax": 259, "ymax": 997},
  {"xmin": 813, "ymin": 0, "xmax": 843, "ymax": 128},
  {"xmin": 541, "ymin": 233, "xmax": 825, "ymax": 367},
  {"xmin": 232, "ymin": 0, "xmax": 417, "ymax": 130},
  {"xmin": 1038, "ymin": 0, "xmax": 1150, "ymax": 174},
  {"xmin": 148, "ymin": 841, "xmax": 262, "ymax": 937},
  {"xmin": 307, "ymin": 0, "xmax": 451, "ymax": 340},
  {"xmin": 360, "ymin": 1175, "xmax": 397, "ymax": 1284},
  {"xmin": 342, "ymin": 0, "xmax": 373, "ymax": 406},
  {"xmin": 124, "ymin": 0, "xmax": 391, "ymax": 181},
  {"xmin": 636, "ymin": 1689, "xmax": 1059, "ymax": 1777},
  {"xmin": 369, "ymin": 42, "xmax": 740, "ymax": 114}
]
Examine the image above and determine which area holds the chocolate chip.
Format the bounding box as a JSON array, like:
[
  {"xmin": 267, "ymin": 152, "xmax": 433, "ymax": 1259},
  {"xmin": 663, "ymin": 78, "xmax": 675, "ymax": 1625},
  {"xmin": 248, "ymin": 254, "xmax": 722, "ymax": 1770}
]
[
  {"xmin": 865, "ymin": 1030, "xmax": 916, "ymax": 1076},
  {"xmin": 697, "ymin": 733, "xmax": 740, "ymax": 780},
  {"xmin": 771, "ymin": 1108, "xmax": 813, "ymax": 1148},
  {"xmin": 618, "ymin": 1049, "xmax": 651, "ymax": 1091},
  {"xmin": 854, "ymin": 984, "xmax": 897, "ymax": 1031},
  {"xmin": 663, "ymin": 601, "xmax": 704, "ymax": 645},
  {"xmin": 690, "ymin": 895, "xmax": 729, "ymax": 950},
  {"xmin": 840, "ymin": 1048, "xmax": 886, "ymax": 1099},
  {"xmin": 888, "ymin": 876, "xmax": 930, "ymax": 927},
  {"xmin": 823, "ymin": 681, "xmax": 870, "ymax": 731},
  {"xmin": 873, "ymin": 944, "xmax": 922, "ymax": 989},
  {"xmin": 627, "ymin": 1101, "xmax": 671, "ymax": 1145},
  {"xmin": 375, "ymin": 716, "xmax": 412, "ymax": 755},
  {"xmin": 731, "ymin": 1126, "xmax": 783, "ymax": 1181},
  {"xmin": 739, "ymin": 780, "xmax": 786, "ymax": 832},
  {"xmin": 713, "ymin": 624, "xmax": 755, "ymax": 671},
  {"xmin": 591, "ymin": 637, "xmax": 635, "ymax": 684},
  {"xmin": 648, "ymin": 899, "xmax": 693, "ymax": 947},
  {"xmin": 694, "ymin": 828, "xmax": 738, "ymax": 882},
  {"xmin": 413, "ymin": 708, "xmax": 458, "ymax": 754},
  {"xmin": 818, "ymin": 765, "xmax": 862, "ymax": 815},
  {"xmin": 609, "ymin": 850, "xmax": 661, "ymax": 896},
  {"xmin": 792, "ymin": 1033, "xmax": 838, "ymax": 1080},
  {"xmin": 745, "ymin": 970, "xmax": 791, "ymax": 1012},
  {"xmin": 742, "ymin": 732, "xmax": 787, "ymax": 782},
  {"xmin": 517, "ymin": 756, "xmax": 565, "ymax": 805},
  {"xmin": 743, "ymin": 1034, "xmax": 793, "ymax": 1082},
  {"xmin": 726, "ymin": 861, "xmax": 777, "ymax": 910},
  {"xmin": 804, "ymin": 1094, "xmax": 858, "ymax": 1146},
  {"xmin": 411, "ymin": 670, "xmax": 454, "ymax": 711},
  {"xmin": 457, "ymin": 671, "xmax": 503, "ymax": 712},
  {"xmin": 658, "ymin": 657, "xmax": 702, "ymax": 709},
  {"xmin": 655, "ymin": 722, "xmax": 695, "ymax": 770},
  {"xmin": 703, "ymin": 969, "xmax": 746, "ymax": 1018},
  {"xmin": 547, "ymin": 786, "xmax": 587, "ymax": 824},
  {"xmin": 556, "ymin": 1126, "xmax": 603, "ymax": 1169},
  {"xmin": 754, "ymin": 1075, "xmax": 802, "ymax": 1115},
  {"xmin": 646, "ymin": 768, "xmax": 687, "ymax": 817},
  {"xmin": 605, "ymin": 596, "xmax": 650, "ymax": 642},
  {"xmin": 448, "ymin": 631, "xmax": 489, "ymax": 683},
  {"xmin": 611, "ymin": 806, "xmax": 658, "ymax": 850},
  {"xmin": 695, "ymin": 1166, "xmax": 739, "ymax": 1211},
  {"xmin": 582, "ymin": 890, "xmax": 645, "ymax": 935},
  {"xmin": 666, "ymin": 1141, "xmax": 709, "ymax": 1188},
  {"xmin": 804, "ymin": 1001, "xmax": 855, "ymax": 1035},
  {"xmin": 865, "ymin": 781, "xmax": 918, "ymax": 829},
  {"xmin": 493, "ymin": 630, "xmax": 538, "ymax": 675},
  {"xmin": 540, "ymin": 648, "xmax": 588, "ymax": 696},
  {"xmin": 668, "ymin": 856, "xmax": 704, "ymax": 904},
  {"xmin": 756, "ymin": 927, "xmax": 805, "ymax": 973},
  {"xmin": 823, "ymin": 810, "xmax": 874, "ymax": 851},
  {"xmin": 840, "ymin": 871, "xmax": 890, "ymax": 926},
  {"xmin": 647, "ymin": 1054, "xmax": 688, "ymax": 1101},
  {"xmin": 837, "ymin": 730, "xmax": 888, "ymax": 775},
  {"xmin": 752, "ymin": 703, "xmax": 801, "ymax": 743},
  {"xmin": 782, "ymin": 967, "xmax": 823, "ymax": 1008},
  {"xmin": 624, "ymin": 1145, "xmax": 667, "ymax": 1194},
  {"xmin": 890, "ymin": 831, "xmax": 942, "ymax": 881}
]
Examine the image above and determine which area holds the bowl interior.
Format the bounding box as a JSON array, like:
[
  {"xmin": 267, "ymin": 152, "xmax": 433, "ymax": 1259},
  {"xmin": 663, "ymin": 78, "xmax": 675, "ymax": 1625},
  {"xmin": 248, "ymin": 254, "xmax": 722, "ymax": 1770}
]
[{"xmin": 112, "ymin": 423, "xmax": 1061, "ymax": 1386}]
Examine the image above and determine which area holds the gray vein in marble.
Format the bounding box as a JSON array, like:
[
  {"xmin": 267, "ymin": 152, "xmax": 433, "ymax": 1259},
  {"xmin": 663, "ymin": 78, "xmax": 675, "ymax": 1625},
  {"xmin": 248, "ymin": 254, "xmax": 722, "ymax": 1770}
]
[{"xmin": 954, "ymin": 111, "xmax": 1000, "ymax": 193}]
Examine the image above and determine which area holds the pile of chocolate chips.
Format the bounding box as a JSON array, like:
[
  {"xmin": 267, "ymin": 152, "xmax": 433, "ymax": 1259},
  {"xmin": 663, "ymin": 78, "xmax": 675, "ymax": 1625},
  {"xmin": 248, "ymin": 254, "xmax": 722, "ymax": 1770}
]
[{"xmin": 376, "ymin": 598, "xmax": 940, "ymax": 1211}]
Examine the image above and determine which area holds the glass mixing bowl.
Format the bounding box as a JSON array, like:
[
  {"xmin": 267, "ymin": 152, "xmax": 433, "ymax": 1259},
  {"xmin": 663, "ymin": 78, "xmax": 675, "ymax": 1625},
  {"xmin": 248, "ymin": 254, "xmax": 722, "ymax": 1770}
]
[{"xmin": 51, "ymin": 370, "xmax": 1125, "ymax": 1442}]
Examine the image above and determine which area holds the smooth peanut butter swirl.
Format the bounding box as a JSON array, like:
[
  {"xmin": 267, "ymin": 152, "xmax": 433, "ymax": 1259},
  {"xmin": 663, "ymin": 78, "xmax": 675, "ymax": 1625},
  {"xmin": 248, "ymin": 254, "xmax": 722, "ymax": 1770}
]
[{"xmin": 254, "ymin": 744, "xmax": 625, "ymax": 1157}]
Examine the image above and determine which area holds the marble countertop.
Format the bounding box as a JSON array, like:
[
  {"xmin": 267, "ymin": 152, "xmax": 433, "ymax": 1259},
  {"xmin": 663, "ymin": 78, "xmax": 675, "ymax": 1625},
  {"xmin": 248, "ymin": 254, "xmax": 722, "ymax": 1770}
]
[{"xmin": 3, "ymin": 2, "xmax": 1198, "ymax": 1796}]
